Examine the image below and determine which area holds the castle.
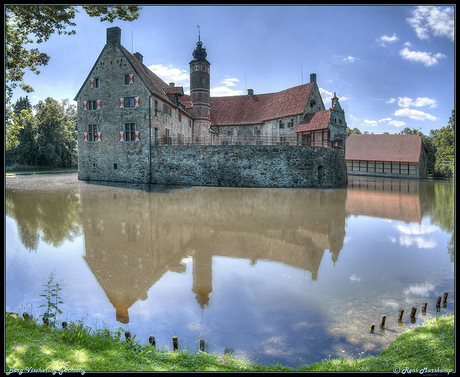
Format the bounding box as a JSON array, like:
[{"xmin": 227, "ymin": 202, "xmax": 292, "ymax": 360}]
[{"xmin": 75, "ymin": 27, "xmax": 348, "ymax": 187}]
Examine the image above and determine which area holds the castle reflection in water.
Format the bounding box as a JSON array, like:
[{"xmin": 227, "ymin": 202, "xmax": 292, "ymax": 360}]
[{"xmin": 78, "ymin": 177, "xmax": 423, "ymax": 324}]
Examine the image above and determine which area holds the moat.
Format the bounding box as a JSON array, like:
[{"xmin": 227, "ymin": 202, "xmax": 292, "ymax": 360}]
[{"xmin": 5, "ymin": 173, "xmax": 454, "ymax": 368}]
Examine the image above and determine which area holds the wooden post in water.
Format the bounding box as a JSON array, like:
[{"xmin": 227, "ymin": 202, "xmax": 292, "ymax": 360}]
[
  {"xmin": 422, "ymin": 302, "xmax": 427, "ymax": 315},
  {"xmin": 436, "ymin": 296, "xmax": 442, "ymax": 312},
  {"xmin": 380, "ymin": 315, "xmax": 386, "ymax": 328},
  {"xmin": 149, "ymin": 336, "xmax": 156, "ymax": 347},
  {"xmin": 397, "ymin": 309, "xmax": 404, "ymax": 322},
  {"xmin": 370, "ymin": 323, "xmax": 375, "ymax": 333},
  {"xmin": 200, "ymin": 339, "xmax": 206, "ymax": 352},
  {"xmin": 62, "ymin": 321, "xmax": 68, "ymax": 329},
  {"xmin": 443, "ymin": 291, "xmax": 448, "ymax": 308},
  {"xmin": 173, "ymin": 335, "xmax": 178, "ymax": 351},
  {"xmin": 125, "ymin": 331, "xmax": 131, "ymax": 342},
  {"xmin": 410, "ymin": 307, "xmax": 417, "ymax": 323}
]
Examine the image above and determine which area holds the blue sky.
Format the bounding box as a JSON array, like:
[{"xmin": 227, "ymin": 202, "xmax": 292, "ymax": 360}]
[{"xmin": 12, "ymin": 5, "xmax": 455, "ymax": 135}]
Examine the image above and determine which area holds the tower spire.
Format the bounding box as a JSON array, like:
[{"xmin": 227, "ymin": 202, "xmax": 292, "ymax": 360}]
[{"xmin": 198, "ymin": 25, "xmax": 200, "ymax": 42}]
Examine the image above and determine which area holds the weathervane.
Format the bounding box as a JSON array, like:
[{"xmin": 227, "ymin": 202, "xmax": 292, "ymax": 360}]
[{"xmin": 197, "ymin": 25, "xmax": 200, "ymax": 42}]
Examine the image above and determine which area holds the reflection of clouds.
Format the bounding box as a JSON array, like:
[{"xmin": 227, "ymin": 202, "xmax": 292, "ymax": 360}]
[
  {"xmin": 396, "ymin": 223, "xmax": 437, "ymax": 235},
  {"xmin": 393, "ymin": 223, "xmax": 437, "ymax": 249},
  {"xmin": 349, "ymin": 274, "xmax": 361, "ymax": 283},
  {"xmin": 404, "ymin": 282, "xmax": 435, "ymax": 297},
  {"xmin": 384, "ymin": 300, "xmax": 400, "ymax": 309},
  {"xmin": 399, "ymin": 235, "xmax": 437, "ymax": 249}
]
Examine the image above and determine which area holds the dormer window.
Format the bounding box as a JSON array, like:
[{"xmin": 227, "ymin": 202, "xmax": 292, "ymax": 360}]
[{"xmin": 310, "ymin": 99, "xmax": 316, "ymax": 107}]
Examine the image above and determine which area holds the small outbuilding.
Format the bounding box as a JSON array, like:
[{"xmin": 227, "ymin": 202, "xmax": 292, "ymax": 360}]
[{"xmin": 345, "ymin": 134, "xmax": 427, "ymax": 179}]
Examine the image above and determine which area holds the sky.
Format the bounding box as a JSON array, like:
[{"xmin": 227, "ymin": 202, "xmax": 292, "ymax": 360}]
[{"xmin": 10, "ymin": 5, "xmax": 455, "ymax": 135}]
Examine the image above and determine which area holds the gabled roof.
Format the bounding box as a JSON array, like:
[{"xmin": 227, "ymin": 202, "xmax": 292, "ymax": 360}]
[
  {"xmin": 206, "ymin": 83, "xmax": 314, "ymax": 126},
  {"xmin": 345, "ymin": 134, "xmax": 423, "ymax": 163},
  {"xmin": 295, "ymin": 110, "xmax": 330, "ymax": 133},
  {"xmin": 75, "ymin": 43, "xmax": 192, "ymax": 117}
]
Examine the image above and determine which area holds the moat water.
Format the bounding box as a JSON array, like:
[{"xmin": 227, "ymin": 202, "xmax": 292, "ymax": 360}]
[{"xmin": 5, "ymin": 173, "xmax": 454, "ymax": 368}]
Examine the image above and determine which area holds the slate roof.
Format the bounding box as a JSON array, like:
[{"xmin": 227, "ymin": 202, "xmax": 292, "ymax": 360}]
[
  {"xmin": 295, "ymin": 110, "xmax": 331, "ymax": 133},
  {"xmin": 198, "ymin": 83, "xmax": 314, "ymax": 126},
  {"xmin": 345, "ymin": 134, "xmax": 423, "ymax": 163}
]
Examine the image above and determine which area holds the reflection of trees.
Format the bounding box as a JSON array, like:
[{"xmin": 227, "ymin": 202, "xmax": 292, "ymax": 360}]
[
  {"xmin": 5, "ymin": 188, "xmax": 81, "ymax": 251},
  {"xmin": 421, "ymin": 181, "xmax": 455, "ymax": 261}
]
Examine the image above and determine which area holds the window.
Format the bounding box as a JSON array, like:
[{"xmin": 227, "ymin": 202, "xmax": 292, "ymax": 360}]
[
  {"xmin": 288, "ymin": 118, "xmax": 294, "ymax": 128},
  {"xmin": 90, "ymin": 78, "xmax": 100, "ymax": 88},
  {"xmin": 87, "ymin": 100, "xmax": 99, "ymax": 111},
  {"xmin": 163, "ymin": 104, "xmax": 172, "ymax": 116},
  {"xmin": 154, "ymin": 100, "xmax": 159, "ymax": 117},
  {"xmin": 125, "ymin": 123, "xmax": 136, "ymax": 141},
  {"xmin": 88, "ymin": 125, "xmax": 97, "ymax": 142},
  {"xmin": 178, "ymin": 112, "xmax": 182, "ymax": 122},
  {"xmin": 279, "ymin": 120, "xmax": 284, "ymax": 129},
  {"xmin": 125, "ymin": 74, "xmax": 134, "ymax": 85}
]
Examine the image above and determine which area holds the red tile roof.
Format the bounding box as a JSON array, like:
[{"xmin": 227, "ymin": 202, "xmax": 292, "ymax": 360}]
[
  {"xmin": 295, "ymin": 110, "xmax": 330, "ymax": 133},
  {"xmin": 345, "ymin": 134, "xmax": 423, "ymax": 163},
  {"xmin": 205, "ymin": 83, "xmax": 314, "ymax": 126}
]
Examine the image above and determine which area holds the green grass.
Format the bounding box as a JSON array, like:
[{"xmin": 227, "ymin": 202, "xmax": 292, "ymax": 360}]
[{"xmin": 5, "ymin": 312, "xmax": 455, "ymax": 372}]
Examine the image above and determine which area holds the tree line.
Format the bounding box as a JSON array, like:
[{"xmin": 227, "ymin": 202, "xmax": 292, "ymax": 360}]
[
  {"xmin": 6, "ymin": 96, "xmax": 78, "ymax": 169},
  {"xmin": 347, "ymin": 110, "xmax": 455, "ymax": 179},
  {"xmin": 6, "ymin": 96, "xmax": 454, "ymax": 179}
]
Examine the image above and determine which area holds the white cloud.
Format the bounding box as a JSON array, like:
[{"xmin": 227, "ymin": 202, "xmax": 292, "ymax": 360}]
[
  {"xmin": 394, "ymin": 108, "xmax": 437, "ymax": 121},
  {"xmin": 404, "ymin": 282, "xmax": 435, "ymax": 297},
  {"xmin": 363, "ymin": 119, "xmax": 379, "ymax": 127},
  {"xmin": 396, "ymin": 223, "xmax": 437, "ymax": 235},
  {"xmin": 221, "ymin": 78, "xmax": 240, "ymax": 87},
  {"xmin": 376, "ymin": 33, "xmax": 399, "ymax": 46},
  {"xmin": 362, "ymin": 117, "xmax": 406, "ymax": 128},
  {"xmin": 320, "ymin": 88, "xmax": 348, "ymax": 108},
  {"xmin": 210, "ymin": 77, "xmax": 243, "ymax": 97},
  {"xmin": 388, "ymin": 120, "xmax": 406, "ymax": 127},
  {"xmin": 400, "ymin": 235, "xmax": 437, "ymax": 249},
  {"xmin": 342, "ymin": 56, "xmax": 358, "ymax": 63},
  {"xmin": 148, "ymin": 64, "xmax": 189, "ymax": 88},
  {"xmin": 386, "ymin": 98, "xmax": 396, "ymax": 104},
  {"xmin": 399, "ymin": 47, "xmax": 446, "ymax": 67},
  {"xmin": 407, "ymin": 6, "xmax": 455, "ymax": 42},
  {"xmin": 397, "ymin": 96, "xmax": 437, "ymax": 108}
]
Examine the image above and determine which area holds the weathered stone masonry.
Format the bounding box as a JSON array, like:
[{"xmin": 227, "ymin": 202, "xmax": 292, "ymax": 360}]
[{"xmin": 150, "ymin": 146, "xmax": 347, "ymax": 188}]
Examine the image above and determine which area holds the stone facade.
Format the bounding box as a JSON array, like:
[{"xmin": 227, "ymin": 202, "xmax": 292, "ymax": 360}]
[{"xmin": 150, "ymin": 145, "xmax": 347, "ymax": 188}]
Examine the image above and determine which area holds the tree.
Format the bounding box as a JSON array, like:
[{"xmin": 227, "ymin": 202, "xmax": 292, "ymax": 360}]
[
  {"xmin": 14, "ymin": 109, "xmax": 38, "ymax": 166},
  {"xmin": 5, "ymin": 5, "xmax": 141, "ymax": 98},
  {"xmin": 434, "ymin": 110, "xmax": 455, "ymax": 178},
  {"xmin": 13, "ymin": 96, "xmax": 32, "ymax": 117},
  {"xmin": 346, "ymin": 127, "xmax": 362, "ymax": 135}
]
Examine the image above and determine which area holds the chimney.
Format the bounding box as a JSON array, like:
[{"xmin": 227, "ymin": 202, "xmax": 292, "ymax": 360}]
[
  {"xmin": 107, "ymin": 27, "xmax": 121, "ymax": 45},
  {"xmin": 134, "ymin": 52, "xmax": 143, "ymax": 63},
  {"xmin": 310, "ymin": 73, "xmax": 317, "ymax": 84},
  {"xmin": 169, "ymin": 82, "xmax": 175, "ymax": 87},
  {"xmin": 247, "ymin": 89, "xmax": 254, "ymax": 96}
]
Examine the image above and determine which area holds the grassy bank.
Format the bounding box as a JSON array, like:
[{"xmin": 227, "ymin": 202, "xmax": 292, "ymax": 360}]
[
  {"xmin": 5, "ymin": 312, "xmax": 455, "ymax": 372},
  {"xmin": 5, "ymin": 165, "xmax": 77, "ymax": 175}
]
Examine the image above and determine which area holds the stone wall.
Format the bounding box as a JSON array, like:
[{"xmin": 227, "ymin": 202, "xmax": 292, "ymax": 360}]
[{"xmin": 150, "ymin": 145, "xmax": 347, "ymax": 188}]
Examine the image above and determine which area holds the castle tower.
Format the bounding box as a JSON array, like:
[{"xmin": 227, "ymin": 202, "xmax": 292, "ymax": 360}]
[{"xmin": 190, "ymin": 29, "xmax": 211, "ymax": 144}]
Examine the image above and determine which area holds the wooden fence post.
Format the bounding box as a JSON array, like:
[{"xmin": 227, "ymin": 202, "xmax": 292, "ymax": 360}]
[{"xmin": 173, "ymin": 335, "xmax": 178, "ymax": 351}]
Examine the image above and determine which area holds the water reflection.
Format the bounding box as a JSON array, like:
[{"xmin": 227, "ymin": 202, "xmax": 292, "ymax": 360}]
[
  {"xmin": 80, "ymin": 183, "xmax": 347, "ymax": 323},
  {"xmin": 5, "ymin": 174, "xmax": 454, "ymax": 367}
]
